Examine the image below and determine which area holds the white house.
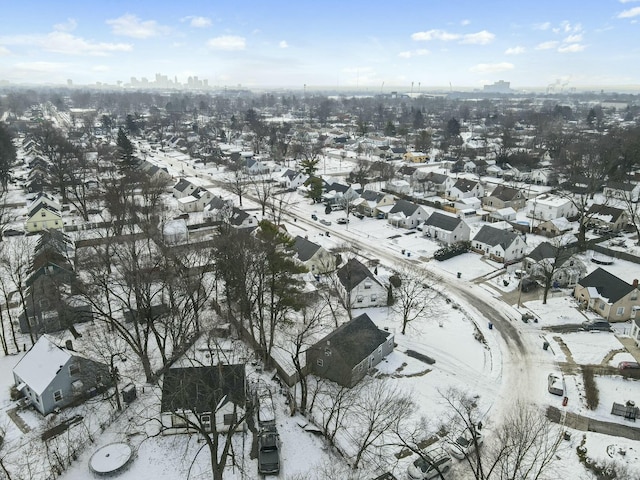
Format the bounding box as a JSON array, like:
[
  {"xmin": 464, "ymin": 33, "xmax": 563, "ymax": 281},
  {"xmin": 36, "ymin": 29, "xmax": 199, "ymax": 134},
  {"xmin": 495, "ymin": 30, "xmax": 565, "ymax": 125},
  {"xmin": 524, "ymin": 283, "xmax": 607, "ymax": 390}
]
[
  {"xmin": 448, "ymin": 178, "xmax": 485, "ymax": 200},
  {"xmin": 472, "ymin": 225, "xmax": 526, "ymax": 264},
  {"xmin": 388, "ymin": 199, "xmax": 429, "ymax": 229},
  {"xmin": 173, "ymin": 178, "xmax": 200, "ymax": 199},
  {"xmin": 423, "ymin": 212, "xmax": 471, "ymax": 245},
  {"xmin": 526, "ymin": 194, "xmax": 578, "ymax": 222},
  {"xmin": 177, "ymin": 187, "xmax": 215, "ymax": 213},
  {"xmin": 294, "ymin": 236, "xmax": 336, "ymax": 274},
  {"xmin": 279, "ymin": 169, "xmax": 308, "ymax": 190},
  {"xmin": 26, "ymin": 204, "xmax": 64, "ymax": 233},
  {"xmin": 336, "ymin": 258, "xmax": 387, "ymax": 309}
]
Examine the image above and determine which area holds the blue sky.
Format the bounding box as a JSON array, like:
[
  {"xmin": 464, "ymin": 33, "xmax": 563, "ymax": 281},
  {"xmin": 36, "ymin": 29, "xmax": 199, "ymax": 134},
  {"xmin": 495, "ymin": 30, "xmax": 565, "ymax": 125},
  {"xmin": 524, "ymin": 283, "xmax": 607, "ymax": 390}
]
[{"xmin": 0, "ymin": 0, "xmax": 639, "ymax": 90}]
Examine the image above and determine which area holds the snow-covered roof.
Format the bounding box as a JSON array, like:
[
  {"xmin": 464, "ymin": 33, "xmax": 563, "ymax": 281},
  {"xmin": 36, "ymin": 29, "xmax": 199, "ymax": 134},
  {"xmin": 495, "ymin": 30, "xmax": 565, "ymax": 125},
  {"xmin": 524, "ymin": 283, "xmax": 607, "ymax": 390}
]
[{"xmin": 13, "ymin": 335, "xmax": 71, "ymax": 396}]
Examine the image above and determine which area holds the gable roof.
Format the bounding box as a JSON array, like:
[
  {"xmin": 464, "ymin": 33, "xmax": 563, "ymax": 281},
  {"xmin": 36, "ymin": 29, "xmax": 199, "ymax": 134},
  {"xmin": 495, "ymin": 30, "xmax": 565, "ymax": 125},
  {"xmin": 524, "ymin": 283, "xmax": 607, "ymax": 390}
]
[
  {"xmin": 527, "ymin": 242, "xmax": 575, "ymax": 266},
  {"xmin": 360, "ymin": 190, "xmax": 386, "ymax": 203},
  {"xmin": 389, "ymin": 199, "xmax": 420, "ymax": 216},
  {"xmin": 577, "ymin": 268, "xmax": 636, "ymax": 304},
  {"xmin": 452, "ymin": 178, "xmax": 479, "ymax": 192},
  {"xmin": 587, "ymin": 204, "xmax": 626, "ymax": 223},
  {"xmin": 424, "ymin": 172, "xmax": 449, "ymax": 184},
  {"xmin": 336, "ymin": 258, "xmax": 381, "ymax": 290},
  {"xmin": 294, "ymin": 236, "xmax": 322, "ymax": 262},
  {"xmin": 488, "ymin": 185, "xmax": 522, "ymax": 201},
  {"xmin": 425, "ymin": 211, "xmax": 462, "ymax": 231},
  {"xmin": 173, "ymin": 178, "xmax": 194, "ymax": 192},
  {"xmin": 28, "ymin": 202, "xmax": 61, "ymax": 218},
  {"xmin": 314, "ymin": 314, "xmax": 390, "ymax": 369},
  {"xmin": 13, "ymin": 335, "xmax": 72, "ymax": 395},
  {"xmin": 473, "ymin": 225, "xmax": 520, "ymax": 249},
  {"xmin": 161, "ymin": 365, "xmax": 246, "ymax": 414}
]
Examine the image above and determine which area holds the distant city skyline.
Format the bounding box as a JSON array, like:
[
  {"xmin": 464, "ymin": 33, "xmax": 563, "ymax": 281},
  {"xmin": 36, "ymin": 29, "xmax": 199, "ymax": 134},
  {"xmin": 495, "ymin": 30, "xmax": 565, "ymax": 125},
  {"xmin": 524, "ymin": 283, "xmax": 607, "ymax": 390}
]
[{"xmin": 1, "ymin": 1, "xmax": 640, "ymax": 92}]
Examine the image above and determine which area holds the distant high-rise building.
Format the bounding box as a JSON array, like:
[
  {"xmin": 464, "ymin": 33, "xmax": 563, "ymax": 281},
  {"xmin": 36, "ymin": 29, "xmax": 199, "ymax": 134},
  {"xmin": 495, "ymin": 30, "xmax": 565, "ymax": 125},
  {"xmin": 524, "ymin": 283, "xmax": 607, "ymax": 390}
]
[
  {"xmin": 483, "ymin": 80, "xmax": 511, "ymax": 94},
  {"xmin": 67, "ymin": 79, "xmax": 73, "ymax": 87}
]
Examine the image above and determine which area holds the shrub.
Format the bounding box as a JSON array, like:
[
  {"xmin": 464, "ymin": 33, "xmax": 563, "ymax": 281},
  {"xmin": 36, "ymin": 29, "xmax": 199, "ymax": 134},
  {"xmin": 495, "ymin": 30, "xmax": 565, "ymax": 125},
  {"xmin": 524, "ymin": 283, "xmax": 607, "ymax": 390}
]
[
  {"xmin": 434, "ymin": 241, "xmax": 470, "ymax": 261},
  {"xmin": 582, "ymin": 366, "xmax": 599, "ymax": 410}
]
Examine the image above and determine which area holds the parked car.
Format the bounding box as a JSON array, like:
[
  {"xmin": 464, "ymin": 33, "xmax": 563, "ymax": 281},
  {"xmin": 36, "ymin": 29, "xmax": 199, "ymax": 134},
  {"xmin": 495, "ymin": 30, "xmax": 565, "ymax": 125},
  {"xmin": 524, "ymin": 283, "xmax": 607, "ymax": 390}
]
[
  {"xmin": 581, "ymin": 319, "xmax": 612, "ymax": 332},
  {"xmin": 618, "ymin": 361, "xmax": 640, "ymax": 370},
  {"xmin": 519, "ymin": 277, "xmax": 539, "ymax": 293},
  {"xmin": 547, "ymin": 373, "xmax": 565, "ymax": 396},
  {"xmin": 447, "ymin": 428, "xmax": 483, "ymax": 460},
  {"xmin": 311, "ymin": 214, "xmax": 318, "ymax": 221},
  {"xmin": 407, "ymin": 444, "xmax": 452, "ymax": 480},
  {"xmin": 2, "ymin": 228, "xmax": 25, "ymax": 237},
  {"xmin": 336, "ymin": 217, "xmax": 349, "ymax": 225},
  {"xmin": 354, "ymin": 212, "xmax": 365, "ymax": 219},
  {"xmin": 257, "ymin": 426, "xmax": 280, "ymax": 475},
  {"xmin": 320, "ymin": 219, "xmax": 331, "ymax": 226}
]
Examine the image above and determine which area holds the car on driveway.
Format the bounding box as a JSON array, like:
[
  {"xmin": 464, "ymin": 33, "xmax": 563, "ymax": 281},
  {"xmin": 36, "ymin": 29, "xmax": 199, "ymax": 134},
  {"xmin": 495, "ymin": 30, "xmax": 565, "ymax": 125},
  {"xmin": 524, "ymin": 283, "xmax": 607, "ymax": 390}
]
[
  {"xmin": 320, "ymin": 219, "xmax": 331, "ymax": 226},
  {"xmin": 407, "ymin": 444, "xmax": 452, "ymax": 479},
  {"xmin": 618, "ymin": 361, "xmax": 640, "ymax": 370},
  {"xmin": 581, "ymin": 319, "xmax": 612, "ymax": 332},
  {"xmin": 447, "ymin": 428, "xmax": 483, "ymax": 460},
  {"xmin": 311, "ymin": 214, "xmax": 318, "ymax": 221},
  {"xmin": 336, "ymin": 217, "xmax": 349, "ymax": 225},
  {"xmin": 257, "ymin": 425, "xmax": 280, "ymax": 475}
]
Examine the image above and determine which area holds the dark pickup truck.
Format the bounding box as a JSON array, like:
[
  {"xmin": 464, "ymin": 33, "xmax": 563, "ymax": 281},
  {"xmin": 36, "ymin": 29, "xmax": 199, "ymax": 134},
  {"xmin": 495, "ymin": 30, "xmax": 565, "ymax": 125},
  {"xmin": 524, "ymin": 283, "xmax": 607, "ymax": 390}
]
[{"xmin": 258, "ymin": 425, "xmax": 280, "ymax": 475}]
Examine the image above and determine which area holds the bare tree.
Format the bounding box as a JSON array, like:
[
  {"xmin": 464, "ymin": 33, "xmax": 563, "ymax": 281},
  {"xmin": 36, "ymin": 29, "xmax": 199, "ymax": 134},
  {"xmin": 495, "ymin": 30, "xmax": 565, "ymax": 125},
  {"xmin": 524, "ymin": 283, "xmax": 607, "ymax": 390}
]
[
  {"xmin": 527, "ymin": 236, "xmax": 580, "ymax": 304},
  {"xmin": 440, "ymin": 389, "xmax": 563, "ymax": 480},
  {"xmin": 224, "ymin": 168, "xmax": 248, "ymax": 207},
  {"xmin": 249, "ymin": 174, "xmax": 277, "ymax": 218},
  {"xmin": 351, "ymin": 380, "xmax": 414, "ymax": 469},
  {"xmin": 391, "ymin": 267, "xmax": 440, "ymax": 334}
]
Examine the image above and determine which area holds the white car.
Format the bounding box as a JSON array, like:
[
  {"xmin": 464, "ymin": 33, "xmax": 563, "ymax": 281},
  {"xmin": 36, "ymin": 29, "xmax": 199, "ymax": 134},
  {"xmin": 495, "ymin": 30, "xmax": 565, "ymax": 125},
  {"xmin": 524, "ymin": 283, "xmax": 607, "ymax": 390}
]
[
  {"xmin": 407, "ymin": 444, "xmax": 452, "ymax": 479},
  {"xmin": 447, "ymin": 428, "xmax": 483, "ymax": 460}
]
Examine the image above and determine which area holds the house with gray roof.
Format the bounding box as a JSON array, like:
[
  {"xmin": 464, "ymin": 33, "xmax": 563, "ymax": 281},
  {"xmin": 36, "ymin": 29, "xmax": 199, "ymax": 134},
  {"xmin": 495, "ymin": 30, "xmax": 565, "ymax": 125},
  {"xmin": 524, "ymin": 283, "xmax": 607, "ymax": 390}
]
[
  {"xmin": 352, "ymin": 190, "xmax": 396, "ymax": 217},
  {"xmin": 294, "ymin": 236, "xmax": 336, "ymax": 274},
  {"xmin": 472, "ymin": 225, "xmax": 525, "ymax": 264},
  {"xmin": 336, "ymin": 258, "xmax": 387, "ymax": 309},
  {"xmin": 523, "ymin": 242, "xmax": 585, "ymax": 288},
  {"xmin": 160, "ymin": 364, "xmax": 246, "ymax": 434},
  {"xmin": 172, "ymin": 178, "xmax": 199, "ymax": 199},
  {"xmin": 423, "ymin": 212, "xmax": 470, "ymax": 245},
  {"xmin": 228, "ymin": 208, "xmax": 258, "ymax": 229},
  {"xmin": 387, "ymin": 199, "xmax": 429, "ymax": 229},
  {"xmin": 603, "ymin": 181, "xmax": 640, "ymax": 203},
  {"xmin": 482, "ymin": 185, "xmax": 526, "ymax": 211},
  {"xmin": 448, "ymin": 178, "xmax": 484, "ymax": 200},
  {"xmin": 306, "ymin": 313, "xmax": 394, "ymax": 387},
  {"xmin": 573, "ymin": 268, "xmax": 640, "ymax": 322},
  {"xmin": 586, "ymin": 204, "xmax": 628, "ymax": 233}
]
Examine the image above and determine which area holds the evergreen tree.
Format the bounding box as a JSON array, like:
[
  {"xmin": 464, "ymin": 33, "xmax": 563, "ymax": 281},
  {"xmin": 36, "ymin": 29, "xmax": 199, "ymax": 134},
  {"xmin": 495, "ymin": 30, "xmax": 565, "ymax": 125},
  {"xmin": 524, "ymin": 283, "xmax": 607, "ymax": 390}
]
[
  {"xmin": 0, "ymin": 123, "xmax": 16, "ymax": 191},
  {"xmin": 116, "ymin": 127, "xmax": 136, "ymax": 173}
]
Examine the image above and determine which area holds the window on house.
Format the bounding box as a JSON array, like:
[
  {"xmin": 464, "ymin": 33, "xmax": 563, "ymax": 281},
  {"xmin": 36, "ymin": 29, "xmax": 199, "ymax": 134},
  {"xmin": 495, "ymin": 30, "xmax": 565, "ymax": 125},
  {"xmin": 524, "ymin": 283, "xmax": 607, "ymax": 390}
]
[
  {"xmin": 325, "ymin": 348, "xmax": 331, "ymax": 356},
  {"xmin": 171, "ymin": 414, "xmax": 187, "ymax": 427},
  {"xmin": 53, "ymin": 390, "xmax": 63, "ymax": 402},
  {"xmin": 69, "ymin": 364, "xmax": 80, "ymax": 376},
  {"xmin": 223, "ymin": 413, "xmax": 237, "ymax": 426},
  {"xmin": 317, "ymin": 358, "xmax": 324, "ymax": 367},
  {"xmin": 364, "ymin": 281, "xmax": 371, "ymax": 289},
  {"xmin": 201, "ymin": 414, "xmax": 211, "ymax": 429},
  {"xmin": 371, "ymin": 294, "xmax": 377, "ymax": 302},
  {"xmin": 632, "ymin": 292, "xmax": 638, "ymax": 301},
  {"xmin": 599, "ymin": 302, "xmax": 606, "ymax": 310},
  {"xmin": 356, "ymin": 295, "xmax": 364, "ymax": 303},
  {"xmin": 616, "ymin": 307, "xmax": 625, "ymax": 316}
]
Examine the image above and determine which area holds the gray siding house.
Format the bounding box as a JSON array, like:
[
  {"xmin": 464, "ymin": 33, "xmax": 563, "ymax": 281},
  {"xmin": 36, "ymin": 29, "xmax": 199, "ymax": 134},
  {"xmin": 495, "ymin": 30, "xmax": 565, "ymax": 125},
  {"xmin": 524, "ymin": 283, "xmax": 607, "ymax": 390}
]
[
  {"xmin": 306, "ymin": 314, "xmax": 394, "ymax": 387},
  {"xmin": 13, "ymin": 336, "xmax": 111, "ymax": 415},
  {"xmin": 423, "ymin": 212, "xmax": 471, "ymax": 245}
]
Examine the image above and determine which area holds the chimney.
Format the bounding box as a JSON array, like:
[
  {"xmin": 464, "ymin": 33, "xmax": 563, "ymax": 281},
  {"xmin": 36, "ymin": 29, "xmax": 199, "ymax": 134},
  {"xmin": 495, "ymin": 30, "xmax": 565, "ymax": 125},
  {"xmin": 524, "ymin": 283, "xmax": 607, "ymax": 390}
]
[
  {"xmin": 65, "ymin": 339, "xmax": 74, "ymax": 351},
  {"xmin": 634, "ymin": 279, "xmax": 639, "ymax": 289}
]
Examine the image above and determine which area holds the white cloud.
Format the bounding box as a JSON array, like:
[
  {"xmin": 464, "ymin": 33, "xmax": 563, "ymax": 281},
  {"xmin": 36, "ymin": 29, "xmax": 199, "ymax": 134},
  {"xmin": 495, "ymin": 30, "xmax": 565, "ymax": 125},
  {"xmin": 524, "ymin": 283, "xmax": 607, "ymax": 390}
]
[
  {"xmin": 536, "ymin": 40, "xmax": 559, "ymax": 50},
  {"xmin": 182, "ymin": 16, "xmax": 212, "ymax": 28},
  {"xmin": 620, "ymin": 0, "xmax": 640, "ymax": 3},
  {"xmin": 618, "ymin": 6, "xmax": 640, "ymax": 17},
  {"xmin": 558, "ymin": 43, "xmax": 586, "ymax": 53},
  {"xmin": 461, "ymin": 30, "xmax": 495, "ymax": 45},
  {"xmin": 469, "ymin": 62, "xmax": 514, "ymax": 74},
  {"xmin": 207, "ymin": 35, "xmax": 246, "ymax": 51},
  {"xmin": 106, "ymin": 14, "xmax": 168, "ymax": 38},
  {"xmin": 0, "ymin": 32, "xmax": 131, "ymax": 56},
  {"xmin": 398, "ymin": 49, "xmax": 430, "ymax": 58},
  {"xmin": 505, "ymin": 46, "xmax": 525, "ymax": 55},
  {"xmin": 411, "ymin": 29, "xmax": 494, "ymax": 45},
  {"xmin": 411, "ymin": 29, "xmax": 460, "ymax": 41},
  {"xmin": 0, "ymin": 46, "xmax": 9, "ymax": 56},
  {"xmin": 564, "ymin": 34, "xmax": 583, "ymax": 43},
  {"xmin": 534, "ymin": 22, "xmax": 551, "ymax": 30},
  {"xmin": 53, "ymin": 18, "xmax": 77, "ymax": 32},
  {"xmin": 279, "ymin": 40, "xmax": 288, "ymax": 48},
  {"xmin": 461, "ymin": 19, "xmax": 471, "ymax": 26},
  {"xmin": 560, "ymin": 21, "xmax": 582, "ymax": 33},
  {"xmin": 46, "ymin": 31, "xmax": 132, "ymax": 56}
]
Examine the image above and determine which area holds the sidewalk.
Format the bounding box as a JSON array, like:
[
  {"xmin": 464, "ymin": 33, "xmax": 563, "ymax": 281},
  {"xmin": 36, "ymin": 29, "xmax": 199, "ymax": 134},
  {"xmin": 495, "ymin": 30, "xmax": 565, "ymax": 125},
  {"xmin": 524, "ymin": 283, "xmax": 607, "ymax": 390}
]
[{"xmin": 617, "ymin": 336, "xmax": 640, "ymax": 363}]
